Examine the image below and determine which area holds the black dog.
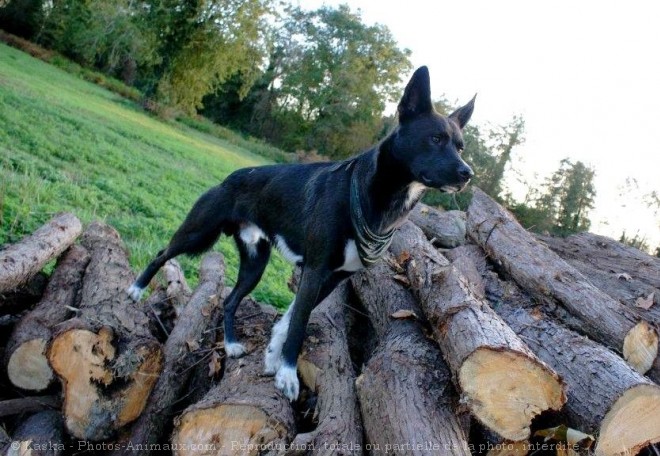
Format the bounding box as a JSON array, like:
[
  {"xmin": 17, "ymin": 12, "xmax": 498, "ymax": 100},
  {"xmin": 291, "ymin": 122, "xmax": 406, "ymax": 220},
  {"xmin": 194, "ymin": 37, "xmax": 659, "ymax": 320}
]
[{"xmin": 128, "ymin": 66, "xmax": 475, "ymax": 400}]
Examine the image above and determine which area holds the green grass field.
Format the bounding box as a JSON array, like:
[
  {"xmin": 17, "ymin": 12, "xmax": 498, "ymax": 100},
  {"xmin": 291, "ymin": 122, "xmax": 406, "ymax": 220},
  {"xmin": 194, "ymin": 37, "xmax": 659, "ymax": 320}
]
[{"xmin": 0, "ymin": 42, "xmax": 293, "ymax": 308}]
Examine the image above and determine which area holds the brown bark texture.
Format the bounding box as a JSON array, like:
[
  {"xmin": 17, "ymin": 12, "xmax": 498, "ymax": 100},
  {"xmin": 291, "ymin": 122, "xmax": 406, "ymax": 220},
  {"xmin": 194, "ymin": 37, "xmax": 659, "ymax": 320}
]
[
  {"xmin": 448, "ymin": 244, "xmax": 660, "ymax": 456},
  {"xmin": 467, "ymin": 187, "xmax": 659, "ymax": 376},
  {"xmin": 47, "ymin": 221, "xmax": 163, "ymax": 441},
  {"xmin": 352, "ymin": 260, "xmax": 471, "ymax": 455},
  {"xmin": 5, "ymin": 245, "xmax": 89, "ymax": 391},
  {"xmin": 0, "ymin": 213, "xmax": 82, "ymax": 293},
  {"xmin": 289, "ymin": 282, "xmax": 363, "ymax": 455},
  {"xmin": 408, "ymin": 203, "xmax": 467, "ymax": 248},
  {"xmin": 171, "ymin": 298, "xmax": 295, "ymax": 456},
  {"xmin": 390, "ymin": 221, "xmax": 566, "ymax": 441},
  {"xmin": 111, "ymin": 253, "xmax": 225, "ymax": 456}
]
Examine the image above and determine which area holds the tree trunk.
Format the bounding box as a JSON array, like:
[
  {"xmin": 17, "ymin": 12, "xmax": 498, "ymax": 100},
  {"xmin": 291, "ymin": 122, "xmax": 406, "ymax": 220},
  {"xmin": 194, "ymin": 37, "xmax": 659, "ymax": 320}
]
[
  {"xmin": 111, "ymin": 253, "xmax": 225, "ymax": 456},
  {"xmin": 450, "ymin": 245, "xmax": 660, "ymax": 456},
  {"xmin": 352, "ymin": 260, "xmax": 471, "ymax": 455},
  {"xmin": 5, "ymin": 245, "xmax": 90, "ymax": 391},
  {"xmin": 0, "ymin": 213, "xmax": 82, "ymax": 293},
  {"xmin": 408, "ymin": 203, "xmax": 467, "ymax": 248},
  {"xmin": 467, "ymin": 187, "xmax": 659, "ymax": 376},
  {"xmin": 6, "ymin": 411, "xmax": 65, "ymax": 456},
  {"xmin": 47, "ymin": 222, "xmax": 163, "ymax": 441},
  {"xmin": 287, "ymin": 282, "xmax": 363, "ymax": 455},
  {"xmin": 171, "ymin": 298, "xmax": 295, "ymax": 456},
  {"xmin": 390, "ymin": 221, "xmax": 566, "ymax": 442},
  {"xmin": 539, "ymin": 232, "xmax": 660, "ymax": 289},
  {"xmin": 538, "ymin": 236, "xmax": 660, "ymax": 324}
]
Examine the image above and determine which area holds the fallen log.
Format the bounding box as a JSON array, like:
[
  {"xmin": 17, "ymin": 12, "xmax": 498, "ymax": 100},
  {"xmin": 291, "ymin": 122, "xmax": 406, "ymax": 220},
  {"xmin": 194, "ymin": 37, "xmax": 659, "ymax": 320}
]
[
  {"xmin": 467, "ymin": 187, "xmax": 659, "ymax": 376},
  {"xmin": 390, "ymin": 221, "xmax": 566, "ymax": 441},
  {"xmin": 408, "ymin": 203, "xmax": 467, "ymax": 248},
  {"xmin": 47, "ymin": 222, "xmax": 163, "ymax": 441},
  {"xmin": 0, "ymin": 272, "xmax": 47, "ymax": 315},
  {"xmin": 449, "ymin": 246, "xmax": 660, "ymax": 456},
  {"xmin": 0, "ymin": 213, "xmax": 82, "ymax": 293},
  {"xmin": 289, "ymin": 282, "xmax": 363, "ymax": 455},
  {"xmin": 0, "ymin": 395, "xmax": 60, "ymax": 418},
  {"xmin": 538, "ymin": 238, "xmax": 660, "ymax": 325},
  {"xmin": 172, "ymin": 298, "xmax": 295, "ymax": 455},
  {"xmin": 352, "ymin": 260, "xmax": 470, "ymax": 455},
  {"xmin": 539, "ymin": 232, "xmax": 660, "ymax": 289},
  {"xmin": 7, "ymin": 410, "xmax": 65, "ymax": 456},
  {"xmin": 5, "ymin": 245, "xmax": 90, "ymax": 391},
  {"xmin": 111, "ymin": 253, "xmax": 225, "ymax": 456}
]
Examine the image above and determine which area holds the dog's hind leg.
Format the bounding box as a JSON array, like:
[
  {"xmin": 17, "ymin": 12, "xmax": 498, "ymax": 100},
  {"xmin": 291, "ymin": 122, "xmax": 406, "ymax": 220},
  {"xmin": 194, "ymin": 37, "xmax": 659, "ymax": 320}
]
[{"xmin": 223, "ymin": 233, "xmax": 271, "ymax": 358}]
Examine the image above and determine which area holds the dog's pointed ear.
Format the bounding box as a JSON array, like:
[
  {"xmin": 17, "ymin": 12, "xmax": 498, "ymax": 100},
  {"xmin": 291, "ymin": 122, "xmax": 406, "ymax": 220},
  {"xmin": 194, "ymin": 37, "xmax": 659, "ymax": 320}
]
[
  {"xmin": 398, "ymin": 66, "xmax": 433, "ymax": 123},
  {"xmin": 449, "ymin": 94, "xmax": 477, "ymax": 129}
]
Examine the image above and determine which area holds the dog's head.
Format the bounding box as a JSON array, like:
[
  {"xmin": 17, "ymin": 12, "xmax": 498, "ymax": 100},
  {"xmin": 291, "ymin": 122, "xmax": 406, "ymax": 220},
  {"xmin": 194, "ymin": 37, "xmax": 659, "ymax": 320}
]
[{"xmin": 390, "ymin": 66, "xmax": 475, "ymax": 193}]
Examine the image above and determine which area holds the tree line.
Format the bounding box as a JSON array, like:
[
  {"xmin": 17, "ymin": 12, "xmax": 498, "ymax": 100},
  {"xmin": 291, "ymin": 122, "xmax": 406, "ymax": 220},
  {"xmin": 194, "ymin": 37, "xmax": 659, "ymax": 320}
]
[{"xmin": 0, "ymin": 0, "xmax": 604, "ymax": 238}]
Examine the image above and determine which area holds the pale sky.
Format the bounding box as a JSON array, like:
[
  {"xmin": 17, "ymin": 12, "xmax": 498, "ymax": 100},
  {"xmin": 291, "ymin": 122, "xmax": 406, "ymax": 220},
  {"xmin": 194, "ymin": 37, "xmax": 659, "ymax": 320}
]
[{"xmin": 299, "ymin": 0, "xmax": 660, "ymax": 249}]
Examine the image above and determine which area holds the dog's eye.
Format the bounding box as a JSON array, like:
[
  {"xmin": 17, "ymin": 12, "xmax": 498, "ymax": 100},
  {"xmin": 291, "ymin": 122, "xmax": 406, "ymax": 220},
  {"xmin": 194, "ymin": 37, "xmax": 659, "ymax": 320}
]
[{"xmin": 431, "ymin": 135, "xmax": 442, "ymax": 143}]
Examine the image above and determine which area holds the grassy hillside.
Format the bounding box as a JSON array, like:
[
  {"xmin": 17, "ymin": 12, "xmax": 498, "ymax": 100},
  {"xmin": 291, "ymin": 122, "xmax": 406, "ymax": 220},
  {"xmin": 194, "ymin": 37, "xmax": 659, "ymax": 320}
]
[{"xmin": 0, "ymin": 43, "xmax": 293, "ymax": 308}]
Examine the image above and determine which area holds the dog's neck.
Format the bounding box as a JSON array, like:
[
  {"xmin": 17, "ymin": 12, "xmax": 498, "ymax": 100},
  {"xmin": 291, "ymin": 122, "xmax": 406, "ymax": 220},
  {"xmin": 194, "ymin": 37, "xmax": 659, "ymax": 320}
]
[{"xmin": 357, "ymin": 137, "xmax": 425, "ymax": 234}]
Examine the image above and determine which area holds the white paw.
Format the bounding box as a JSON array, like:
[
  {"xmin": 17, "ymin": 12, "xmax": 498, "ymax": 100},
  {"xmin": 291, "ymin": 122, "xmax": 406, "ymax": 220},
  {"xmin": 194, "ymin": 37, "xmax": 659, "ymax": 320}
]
[
  {"xmin": 275, "ymin": 364, "xmax": 299, "ymax": 401},
  {"xmin": 127, "ymin": 283, "xmax": 145, "ymax": 301},
  {"xmin": 263, "ymin": 344, "xmax": 282, "ymax": 375},
  {"xmin": 224, "ymin": 341, "xmax": 247, "ymax": 358}
]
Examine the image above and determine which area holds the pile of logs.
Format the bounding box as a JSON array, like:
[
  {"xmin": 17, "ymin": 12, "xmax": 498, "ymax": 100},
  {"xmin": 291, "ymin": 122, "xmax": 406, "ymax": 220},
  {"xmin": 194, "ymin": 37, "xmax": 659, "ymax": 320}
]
[{"xmin": 0, "ymin": 188, "xmax": 659, "ymax": 456}]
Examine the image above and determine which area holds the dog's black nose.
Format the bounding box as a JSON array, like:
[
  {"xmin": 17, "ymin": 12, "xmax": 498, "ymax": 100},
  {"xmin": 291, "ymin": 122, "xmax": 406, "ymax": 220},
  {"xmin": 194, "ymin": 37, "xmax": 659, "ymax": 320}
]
[{"xmin": 458, "ymin": 164, "xmax": 474, "ymax": 181}]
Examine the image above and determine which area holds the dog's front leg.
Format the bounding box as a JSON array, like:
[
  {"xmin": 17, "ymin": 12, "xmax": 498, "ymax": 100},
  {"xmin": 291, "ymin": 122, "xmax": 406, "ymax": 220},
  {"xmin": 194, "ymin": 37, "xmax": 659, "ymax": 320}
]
[{"xmin": 274, "ymin": 267, "xmax": 328, "ymax": 401}]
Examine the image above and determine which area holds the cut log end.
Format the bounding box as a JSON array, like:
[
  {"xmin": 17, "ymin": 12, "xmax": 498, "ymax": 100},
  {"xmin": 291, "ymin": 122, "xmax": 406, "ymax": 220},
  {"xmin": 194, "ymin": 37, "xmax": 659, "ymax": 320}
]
[
  {"xmin": 597, "ymin": 384, "xmax": 660, "ymax": 455},
  {"xmin": 459, "ymin": 348, "xmax": 566, "ymax": 441},
  {"xmin": 48, "ymin": 327, "xmax": 163, "ymax": 440},
  {"xmin": 623, "ymin": 321, "xmax": 659, "ymax": 374},
  {"xmin": 173, "ymin": 404, "xmax": 287, "ymax": 456},
  {"xmin": 7, "ymin": 338, "xmax": 53, "ymax": 391}
]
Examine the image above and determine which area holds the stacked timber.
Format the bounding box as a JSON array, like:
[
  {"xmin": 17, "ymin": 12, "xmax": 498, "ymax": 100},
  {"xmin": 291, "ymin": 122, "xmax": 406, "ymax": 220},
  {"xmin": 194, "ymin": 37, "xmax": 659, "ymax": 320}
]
[{"xmin": 0, "ymin": 197, "xmax": 659, "ymax": 455}]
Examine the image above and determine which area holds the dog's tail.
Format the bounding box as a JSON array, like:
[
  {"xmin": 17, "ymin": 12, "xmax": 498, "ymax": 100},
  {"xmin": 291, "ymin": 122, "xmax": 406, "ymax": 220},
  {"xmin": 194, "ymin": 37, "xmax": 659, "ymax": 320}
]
[{"xmin": 128, "ymin": 185, "xmax": 231, "ymax": 301}]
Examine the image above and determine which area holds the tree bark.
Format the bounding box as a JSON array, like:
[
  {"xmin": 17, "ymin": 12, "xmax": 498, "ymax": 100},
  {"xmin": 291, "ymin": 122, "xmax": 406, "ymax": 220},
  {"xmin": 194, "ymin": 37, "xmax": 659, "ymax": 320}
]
[
  {"xmin": 0, "ymin": 213, "xmax": 82, "ymax": 293},
  {"xmin": 539, "ymin": 232, "xmax": 660, "ymax": 289},
  {"xmin": 6, "ymin": 411, "xmax": 65, "ymax": 456},
  {"xmin": 451, "ymin": 245, "xmax": 660, "ymax": 456},
  {"xmin": 111, "ymin": 253, "xmax": 225, "ymax": 456},
  {"xmin": 408, "ymin": 203, "xmax": 467, "ymax": 248},
  {"xmin": 467, "ymin": 187, "xmax": 659, "ymax": 376},
  {"xmin": 390, "ymin": 221, "xmax": 566, "ymax": 441},
  {"xmin": 47, "ymin": 221, "xmax": 163, "ymax": 441},
  {"xmin": 352, "ymin": 260, "xmax": 471, "ymax": 455},
  {"xmin": 288, "ymin": 282, "xmax": 363, "ymax": 455},
  {"xmin": 538, "ymin": 236, "xmax": 660, "ymax": 324},
  {"xmin": 172, "ymin": 298, "xmax": 295, "ymax": 456},
  {"xmin": 5, "ymin": 245, "xmax": 90, "ymax": 391}
]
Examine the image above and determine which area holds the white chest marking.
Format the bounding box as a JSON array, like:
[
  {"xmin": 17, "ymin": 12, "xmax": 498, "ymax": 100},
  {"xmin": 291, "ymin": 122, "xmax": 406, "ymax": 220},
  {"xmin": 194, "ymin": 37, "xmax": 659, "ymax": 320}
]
[
  {"xmin": 335, "ymin": 239, "xmax": 364, "ymax": 272},
  {"xmin": 275, "ymin": 235, "xmax": 303, "ymax": 264},
  {"xmin": 406, "ymin": 182, "xmax": 427, "ymax": 209},
  {"xmin": 239, "ymin": 223, "xmax": 268, "ymax": 257}
]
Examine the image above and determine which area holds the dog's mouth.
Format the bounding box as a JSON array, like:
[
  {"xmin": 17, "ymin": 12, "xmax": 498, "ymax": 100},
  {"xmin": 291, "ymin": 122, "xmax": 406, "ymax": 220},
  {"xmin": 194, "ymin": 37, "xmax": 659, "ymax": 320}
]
[{"xmin": 439, "ymin": 185, "xmax": 460, "ymax": 193}]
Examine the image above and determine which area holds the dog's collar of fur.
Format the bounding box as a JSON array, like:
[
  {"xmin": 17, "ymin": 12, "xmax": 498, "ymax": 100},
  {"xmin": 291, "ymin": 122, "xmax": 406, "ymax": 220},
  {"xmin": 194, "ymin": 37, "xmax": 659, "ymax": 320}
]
[{"xmin": 350, "ymin": 168, "xmax": 395, "ymax": 267}]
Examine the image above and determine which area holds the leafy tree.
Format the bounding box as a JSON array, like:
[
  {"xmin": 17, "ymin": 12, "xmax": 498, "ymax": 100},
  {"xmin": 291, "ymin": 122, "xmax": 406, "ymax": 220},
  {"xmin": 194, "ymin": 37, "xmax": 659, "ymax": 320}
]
[
  {"xmin": 527, "ymin": 159, "xmax": 596, "ymax": 235},
  {"xmin": 208, "ymin": 4, "xmax": 412, "ymax": 157},
  {"xmin": 151, "ymin": 0, "xmax": 273, "ymax": 113},
  {"xmin": 37, "ymin": 0, "xmax": 160, "ymax": 83}
]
